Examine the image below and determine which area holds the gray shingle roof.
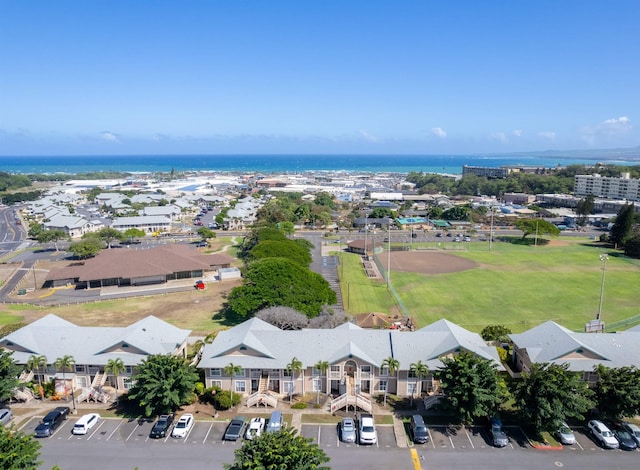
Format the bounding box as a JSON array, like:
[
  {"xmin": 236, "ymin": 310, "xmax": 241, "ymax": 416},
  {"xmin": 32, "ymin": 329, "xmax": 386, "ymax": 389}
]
[
  {"xmin": 509, "ymin": 320, "xmax": 640, "ymax": 371},
  {"xmin": 197, "ymin": 317, "xmax": 502, "ymax": 371},
  {"xmin": 0, "ymin": 314, "xmax": 191, "ymax": 367}
]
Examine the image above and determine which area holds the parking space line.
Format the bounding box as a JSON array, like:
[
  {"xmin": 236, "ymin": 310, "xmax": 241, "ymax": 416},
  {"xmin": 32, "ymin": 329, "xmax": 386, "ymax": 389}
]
[
  {"xmin": 106, "ymin": 420, "xmax": 123, "ymax": 441},
  {"xmin": 317, "ymin": 426, "xmax": 321, "ymax": 443},
  {"xmin": 427, "ymin": 428, "xmax": 435, "ymax": 449},
  {"xmin": 576, "ymin": 441, "xmax": 584, "ymax": 450},
  {"xmin": 87, "ymin": 420, "xmax": 106, "ymax": 441},
  {"xmin": 463, "ymin": 427, "xmax": 474, "ymax": 449},
  {"xmin": 125, "ymin": 423, "xmax": 139, "ymax": 441},
  {"xmin": 203, "ymin": 423, "xmax": 213, "ymax": 444},
  {"xmin": 448, "ymin": 433, "xmax": 455, "ymax": 449}
]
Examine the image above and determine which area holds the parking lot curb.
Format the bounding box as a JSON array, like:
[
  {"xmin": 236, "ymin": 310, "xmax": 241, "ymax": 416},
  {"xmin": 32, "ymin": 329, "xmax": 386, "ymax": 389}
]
[{"xmin": 529, "ymin": 441, "xmax": 563, "ymax": 450}]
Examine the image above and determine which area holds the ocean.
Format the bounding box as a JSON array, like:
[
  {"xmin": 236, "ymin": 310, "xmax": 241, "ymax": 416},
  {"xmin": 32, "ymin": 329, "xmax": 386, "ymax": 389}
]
[{"xmin": 0, "ymin": 153, "xmax": 638, "ymax": 175}]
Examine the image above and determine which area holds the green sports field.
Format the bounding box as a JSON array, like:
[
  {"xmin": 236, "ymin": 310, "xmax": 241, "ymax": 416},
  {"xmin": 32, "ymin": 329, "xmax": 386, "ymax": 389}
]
[{"xmin": 339, "ymin": 238, "xmax": 640, "ymax": 333}]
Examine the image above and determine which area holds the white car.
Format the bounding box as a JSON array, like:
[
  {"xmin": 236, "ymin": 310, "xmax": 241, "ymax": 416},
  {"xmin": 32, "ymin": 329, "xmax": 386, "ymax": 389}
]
[
  {"xmin": 588, "ymin": 420, "xmax": 619, "ymax": 449},
  {"xmin": 245, "ymin": 417, "xmax": 266, "ymax": 440},
  {"xmin": 358, "ymin": 414, "xmax": 378, "ymax": 445},
  {"xmin": 72, "ymin": 413, "xmax": 100, "ymax": 435},
  {"xmin": 171, "ymin": 413, "xmax": 194, "ymax": 438}
]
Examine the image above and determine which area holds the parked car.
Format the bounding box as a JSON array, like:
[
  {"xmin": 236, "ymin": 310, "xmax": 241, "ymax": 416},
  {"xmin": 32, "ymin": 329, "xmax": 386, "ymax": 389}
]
[
  {"xmin": 150, "ymin": 414, "xmax": 174, "ymax": 438},
  {"xmin": 194, "ymin": 280, "xmax": 206, "ymax": 290},
  {"xmin": 410, "ymin": 414, "xmax": 429, "ymax": 444},
  {"xmin": 556, "ymin": 422, "xmax": 576, "ymax": 445},
  {"xmin": 55, "ymin": 406, "xmax": 70, "ymax": 420},
  {"xmin": 614, "ymin": 428, "xmax": 638, "ymax": 451},
  {"xmin": 620, "ymin": 421, "xmax": 640, "ymax": 446},
  {"xmin": 0, "ymin": 408, "xmax": 13, "ymax": 426},
  {"xmin": 358, "ymin": 414, "xmax": 377, "ymax": 445},
  {"xmin": 244, "ymin": 417, "xmax": 265, "ymax": 440},
  {"xmin": 34, "ymin": 409, "xmax": 67, "ymax": 437},
  {"xmin": 72, "ymin": 413, "xmax": 100, "ymax": 435},
  {"xmin": 224, "ymin": 416, "xmax": 247, "ymax": 441},
  {"xmin": 489, "ymin": 417, "xmax": 508, "ymax": 447},
  {"xmin": 587, "ymin": 420, "xmax": 619, "ymax": 449},
  {"xmin": 171, "ymin": 414, "xmax": 194, "ymax": 438},
  {"xmin": 339, "ymin": 417, "xmax": 356, "ymax": 443}
]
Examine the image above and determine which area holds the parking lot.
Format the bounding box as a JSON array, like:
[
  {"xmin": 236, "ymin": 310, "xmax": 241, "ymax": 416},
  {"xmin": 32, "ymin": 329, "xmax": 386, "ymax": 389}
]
[
  {"xmin": 300, "ymin": 423, "xmax": 396, "ymax": 449},
  {"xmin": 21, "ymin": 415, "xmax": 244, "ymax": 447}
]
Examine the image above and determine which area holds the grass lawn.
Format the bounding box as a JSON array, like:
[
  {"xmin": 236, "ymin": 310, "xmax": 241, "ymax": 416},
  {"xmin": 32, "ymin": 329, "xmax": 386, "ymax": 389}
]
[{"xmin": 341, "ymin": 238, "xmax": 640, "ymax": 333}]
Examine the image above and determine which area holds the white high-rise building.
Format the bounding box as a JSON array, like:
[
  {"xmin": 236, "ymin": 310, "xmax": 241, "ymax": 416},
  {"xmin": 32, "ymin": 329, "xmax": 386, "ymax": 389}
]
[{"xmin": 574, "ymin": 173, "xmax": 640, "ymax": 202}]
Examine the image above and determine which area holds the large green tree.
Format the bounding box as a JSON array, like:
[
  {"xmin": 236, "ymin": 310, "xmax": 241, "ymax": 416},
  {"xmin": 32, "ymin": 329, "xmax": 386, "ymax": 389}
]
[
  {"xmin": 248, "ymin": 239, "xmax": 312, "ymax": 267},
  {"xmin": 593, "ymin": 365, "xmax": 640, "ymax": 420},
  {"xmin": 434, "ymin": 351, "xmax": 504, "ymax": 423},
  {"xmin": 68, "ymin": 238, "xmax": 102, "ymax": 259},
  {"xmin": 609, "ymin": 203, "xmax": 635, "ymax": 248},
  {"xmin": 96, "ymin": 227, "xmax": 125, "ymax": 248},
  {"xmin": 509, "ymin": 363, "xmax": 594, "ymax": 433},
  {"xmin": 480, "ymin": 325, "xmax": 512, "ymax": 342},
  {"xmin": 576, "ymin": 194, "xmax": 595, "ymax": 227},
  {"xmin": 225, "ymin": 258, "xmax": 336, "ymax": 319},
  {"xmin": 127, "ymin": 354, "xmax": 199, "ymax": 417},
  {"xmin": 36, "ymin": 229, "xmax": 69, "ymax": 251},
  {"xmin": 0, "ymin": 425, "xmax": 42, "ymax": 470},
  {"xmin": 225, "ymin": 427, "xmax": 330, "ymax": 470},
  {"xmin": 0, "ymin": 351, "xmax": 20, "ymax": 401},
  {"xmin": 515, "ymin": 219, "xmax": 560, "ymax": 239}
]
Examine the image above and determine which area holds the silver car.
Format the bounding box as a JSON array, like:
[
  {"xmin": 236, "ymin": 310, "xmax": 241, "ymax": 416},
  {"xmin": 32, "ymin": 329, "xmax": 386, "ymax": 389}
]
[
  {"xmin": 0, "ymin": 408, "xmax": 13, "ymax": 426},
  {"xmin": 339, "ymin": 417, "xmax": 356, "ymax": 443},
  {"xmin": 556, "ymin": 422, "xmax": 576, "ymax": 445}
]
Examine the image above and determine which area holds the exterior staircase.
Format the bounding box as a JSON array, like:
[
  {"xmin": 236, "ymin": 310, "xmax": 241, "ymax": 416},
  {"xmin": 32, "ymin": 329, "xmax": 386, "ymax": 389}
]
[
  {"xmin": 329, "ymin": 376, "xmax": 372, "ymax": 413},
  {"xmin": 246, "ymin": 372, "xmax": 277, "ymax": 408},
  {"xmin": 19, "ymin": 369, "xmax": 34, "ymax": 383},
  {"xmin": 91, "ymin": 372, "xmax": 107, "ymax": 389}
]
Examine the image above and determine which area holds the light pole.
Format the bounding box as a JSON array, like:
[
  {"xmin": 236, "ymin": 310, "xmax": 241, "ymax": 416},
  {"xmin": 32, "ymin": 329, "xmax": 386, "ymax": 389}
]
[
  {"xmin": 387, "ymin": 221, "xmax": 391, "ymax": 289},
  {"xmin": 596, "ymin": 254, "xmax": 608, "ymax": 321},
  {"xmin": 489, "ymin": 208, "xmax": 494, "ymax": 252}
]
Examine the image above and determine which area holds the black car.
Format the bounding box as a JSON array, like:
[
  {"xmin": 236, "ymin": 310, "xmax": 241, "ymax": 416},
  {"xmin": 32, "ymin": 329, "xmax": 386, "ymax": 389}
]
[
  {"xmin": 410, "ymin": 415, "xmax": 429, "ymax": 444},
  {"xmin": 150, "ymin": 414, "xmax": 174, "ymax": 438},
  {"xmin": 615, "ymin": 429, "xmax": 638, "ymax": 451},
  {"xmin": 54, "ymin": 406, "xmax": 70, "ymax": 420},
  {"xmin": 34, "ymin": 409, "xmax": 66, "ymax": 437},
  {"xmin": 223, "ymin": 416, "xmax": 247, "ymax": 441}
]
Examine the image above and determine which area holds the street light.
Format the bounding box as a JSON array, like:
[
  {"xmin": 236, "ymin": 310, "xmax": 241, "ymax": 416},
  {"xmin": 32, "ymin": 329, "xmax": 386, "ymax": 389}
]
[{"xmin": 596, "ymin": 254, "xmax": 608, "ymax": 321}]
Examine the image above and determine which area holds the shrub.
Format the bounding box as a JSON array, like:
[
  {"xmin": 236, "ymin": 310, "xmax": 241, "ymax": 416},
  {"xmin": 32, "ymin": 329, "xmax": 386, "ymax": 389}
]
[
  {"xmin": 194, "ymin": 382, "xmax": 205, "ymax": 396},
  {"xmin": 213, "ymin": 390, "xmax": 241, "ymax": 410},
  {"xmin": 291, "ymin": 402, "xmax": 307, "ymax": 409}
]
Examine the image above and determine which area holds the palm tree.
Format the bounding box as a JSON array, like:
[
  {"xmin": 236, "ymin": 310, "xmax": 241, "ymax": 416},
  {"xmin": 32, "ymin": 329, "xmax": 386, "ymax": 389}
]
[
  {"xmin": 27, "ymin": 355, "xmax": 47, "ymax": 399},
  {"xmin": 105, "ymin": 358, "xmax": 126, "ymax": 405},
  {"xmin": 381, "ymin": 356, "xmax": 400, "ymax": 408},
  {"xmin": 54, "ymin": 355, "xmax": 76, "ymax": 412},
  {"xmin": 285, "ymin": 357, "xmax": 303, "ymax": 405},
  {"xmin": 409, "ymin": 360, "xmax": 429, "ymax": 406},
  {"xmin": 314, "ymin": 360, "xmax": 330, "ymax": 404},
  {"xmin": 224, "ymin": 363, "xmax": 243, "ymax": 407}
]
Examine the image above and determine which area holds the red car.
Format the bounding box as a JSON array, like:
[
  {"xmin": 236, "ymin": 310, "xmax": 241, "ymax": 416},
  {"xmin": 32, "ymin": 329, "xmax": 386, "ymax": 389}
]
[{"xmin": 195, "ymin": 280, "xmax": 205, "ymax": 290}]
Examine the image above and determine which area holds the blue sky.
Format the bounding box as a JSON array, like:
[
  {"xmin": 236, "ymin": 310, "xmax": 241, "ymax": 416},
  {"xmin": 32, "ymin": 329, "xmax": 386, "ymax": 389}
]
[{"xmin": 1, "ymin": 1, "xmax": 638, "ymax": 155}]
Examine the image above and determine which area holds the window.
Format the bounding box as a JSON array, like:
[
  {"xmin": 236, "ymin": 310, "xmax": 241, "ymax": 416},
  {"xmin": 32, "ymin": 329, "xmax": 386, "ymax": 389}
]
[
  {"xmin": 284, "ymin": 381, "xmax": 294, "ymax": 394},
  {"xmin": 381, "ymin": 366, "xmax": 389, "ymax": 376},
  {"xmin": 313, "ymin": 367, "xmax": 321, "ymax": 376},
  {"xmin": 235, "ymin": 381, "xmax": 246, "ymax": 393},
  {"xmin": 74, "ymin": 364, "xmax": 85, "ymax": 373},
  {"xmin": 312, "ymin": 378, "xmax": 321, "ymax": 392},
  {"xmin": 210, "ymin": 368, "xmax": 221, "ymax": 377},
  {"xmin": 360, "ymin": 365, "xmax": 371, "ymax": 374},
  {"xmin": 408, "ymin": 369, "xmax": 417, "ymax": 378},
  {"xmin": 407, "ymin": 382, "xmax": 418, "ymax": 395},
  {"xmin": 125, "ymin": 366, "xmax": 133, "ymax": 374},
  {"xmin": 234, "ymin": 369, "xmax": 245, "ymax": 378},
  {"xmin": 379, "ymin": 380, "xmax": 388, "ymax": 392},
  {"xmin": 283, "ymin": 369, "xmax": 292, "ymax": 377},
  {"xmin": 123, "ymin": 377, "xmax": 134, "ymax": 390},
  {"xmin": 211, "ymin": 380, "xmax": 222, "ymax": 389}
]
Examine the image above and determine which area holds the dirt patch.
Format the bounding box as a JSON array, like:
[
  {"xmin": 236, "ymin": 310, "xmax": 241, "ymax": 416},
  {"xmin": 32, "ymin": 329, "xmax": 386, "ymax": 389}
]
[
  {"xmin": 377, "ymin": 250, "xmax": 478, "ymax": 274},
  {"xmin": 545, "ymin": 239, "xmax": 570, "ymax": 247}
]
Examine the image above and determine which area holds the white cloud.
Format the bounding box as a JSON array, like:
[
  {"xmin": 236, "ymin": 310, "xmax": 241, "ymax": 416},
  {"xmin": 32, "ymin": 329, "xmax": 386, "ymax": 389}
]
[
  {"xmin": 581, "ymin": 116, "xmax": 632, "ymax": 144},
  {"xmin": 489, "ymin": 132, "xmax": 507, "ymax": 143},
  {"xmin": 100, "ymin": 131, "xmax": 120, "ymax": 142},
  {"xmin": 357, "ymin": 129, "xmax": 380, "ymax": 142},
  {"xmin": 512, "ymin": 129, "xmax": 522, "ymax": 137},
  {"xmin": 537, "ymin": 131, "xmax": 556, "ymax": 140},
  {"xmin": 431, "ymin": 127, "xmax": 447, "ymax": 138}
]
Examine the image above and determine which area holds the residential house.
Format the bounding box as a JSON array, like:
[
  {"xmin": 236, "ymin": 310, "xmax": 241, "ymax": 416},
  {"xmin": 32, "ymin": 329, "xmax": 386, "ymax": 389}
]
[
  {"xmin": 0, "ymin": 314, "xmax": 190, "ymax": 400},
  {"xmin": 197, "ymin": 317, "xmax": 502, "ymax": 412}
]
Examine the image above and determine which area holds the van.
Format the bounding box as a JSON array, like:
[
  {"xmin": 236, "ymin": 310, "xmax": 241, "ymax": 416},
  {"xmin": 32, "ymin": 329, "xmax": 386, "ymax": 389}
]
[
  {"xmin": 410, "ymin": 414, "xmax": 429, "ymax": 443},
  {"xmin": 265, "ymin": 411, "xmax": 283, "ymax": 433},
  {"xmin": 72, "ymin": 413, "xmax": 100, "ymax": 435}
]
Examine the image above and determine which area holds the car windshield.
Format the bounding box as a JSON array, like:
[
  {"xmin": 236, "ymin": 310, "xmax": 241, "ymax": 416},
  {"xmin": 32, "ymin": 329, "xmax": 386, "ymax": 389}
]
[
  {"xmin": 362, "ymin": 426, "xmax": 374, "ymax": 432},
  {"xmin": 559, "ymin": 426, "xmax": 571, "ymax": 434},
  {"xmin": 343, "ymin": 422, "xmax": 354, "ymax": 431},
  {"xmin": 416, "ymin": 426, "xmax": 427, "ymax": 433},
  {"xmin": 601, "ymin": 430, "xmax": 613, "ymax": 437},
  {"xmin": 618, "ymin": 431, "xmax": 632, "ymax": 439},
  {"xmin": 176, "ymin": 421, "xmax": 187, "ymax": 428}
]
